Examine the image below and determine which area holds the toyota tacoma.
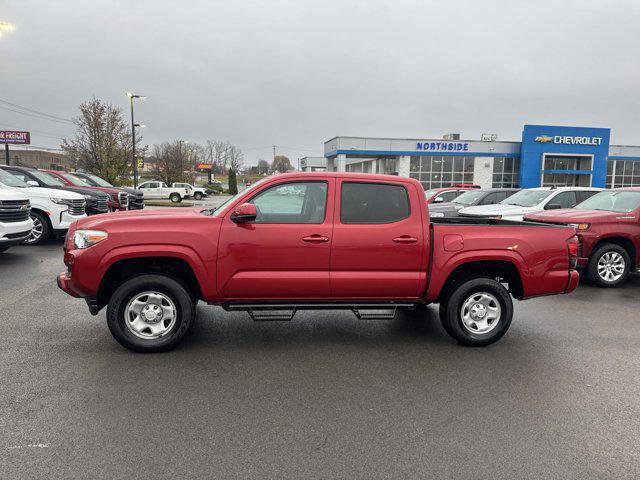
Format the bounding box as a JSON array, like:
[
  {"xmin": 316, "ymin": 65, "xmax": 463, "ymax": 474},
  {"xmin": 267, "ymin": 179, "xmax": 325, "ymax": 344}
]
[{"xmin": 58, "ymin": 172, "xmax": 580, "ymax": 352}]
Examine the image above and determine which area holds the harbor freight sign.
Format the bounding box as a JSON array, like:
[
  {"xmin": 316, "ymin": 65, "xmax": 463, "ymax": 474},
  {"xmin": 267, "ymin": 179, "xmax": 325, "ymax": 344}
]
[
  {"xmin": 416, "ymin": 141, "xmax": 469, "ymax": 152},
  {"xmin": 0, "ymin": 130, "xmax": 30, "ymax": 144}
]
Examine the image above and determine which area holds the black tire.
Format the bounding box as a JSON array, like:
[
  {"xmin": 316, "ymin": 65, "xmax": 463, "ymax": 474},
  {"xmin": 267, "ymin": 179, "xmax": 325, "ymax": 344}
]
[
  {"xmin": 106, "ymin": 274, "xmax": 195, "ymax": 353},
  {"xmin": 23, "ymin": 211, "xmax": 51, "ymax": 245},
  {"xmin": 586, "ymin": 243, "xmax": 630, "ymax": 288},
  {"xmin": 169, "ymin": 193, "xmax": 182, "ymax": 203},
  {"xmin": 439, "ymin": 278, "xmax": 513, "ymax": 347},
  {"xmin": 194, "ymin": 192, "xmax": 203, "ymax": 200}
]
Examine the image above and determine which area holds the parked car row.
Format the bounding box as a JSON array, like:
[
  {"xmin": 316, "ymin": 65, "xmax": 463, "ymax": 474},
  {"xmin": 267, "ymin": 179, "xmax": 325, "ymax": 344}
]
[
  {"xmin": 0, "ymin": 168, "xmax": 146, "ymax": 250},
  {"xmin": 426, "ymin": 185, "xmax": 640, "ymax": 288}
]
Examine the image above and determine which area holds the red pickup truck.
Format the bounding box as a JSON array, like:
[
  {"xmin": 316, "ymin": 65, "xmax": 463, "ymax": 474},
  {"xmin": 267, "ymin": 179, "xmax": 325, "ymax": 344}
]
[
  {"xmin": 57, "ymin": 172, "xmax": 579, "ymax": 352},
  {"xmin": 526, "ymin": 188, "xmax": 640, "ymax": 287}
]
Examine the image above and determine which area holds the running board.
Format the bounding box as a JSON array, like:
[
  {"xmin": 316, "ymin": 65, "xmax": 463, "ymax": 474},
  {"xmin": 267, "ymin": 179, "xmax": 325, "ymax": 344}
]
[{"xmin": 223, "ymin": 303, "xmax": 415, "ymax": 322}]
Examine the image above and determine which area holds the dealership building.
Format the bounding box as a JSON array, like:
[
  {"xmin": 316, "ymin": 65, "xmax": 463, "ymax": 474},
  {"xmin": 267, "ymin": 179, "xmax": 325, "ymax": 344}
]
[{"xmin": 320, "ymin": 125, "xmax": 640, "ymax": 189}]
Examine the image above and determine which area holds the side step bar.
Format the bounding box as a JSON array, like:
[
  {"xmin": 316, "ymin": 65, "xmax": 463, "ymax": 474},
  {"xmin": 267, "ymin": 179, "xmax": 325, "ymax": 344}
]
[{"xmin": 223, "ymin": 303, "xmax": 415, "ymax": 322}]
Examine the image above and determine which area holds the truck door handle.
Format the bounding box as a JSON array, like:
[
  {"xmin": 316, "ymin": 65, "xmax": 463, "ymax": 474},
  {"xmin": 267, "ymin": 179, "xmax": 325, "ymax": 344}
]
[
  {"xmin": 393, "ymin": 236, "xmax": 418, "ymax": 244},
  {"xmin": 302, "ymin": 234, "xmax": 329, "ymax": 243}
]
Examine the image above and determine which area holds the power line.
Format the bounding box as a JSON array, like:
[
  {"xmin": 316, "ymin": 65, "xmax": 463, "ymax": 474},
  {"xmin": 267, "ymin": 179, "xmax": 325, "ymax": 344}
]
[
  {"xmin": 0, "ymin": 97, "xmax": 74, "ymax": 123},
  {"xmin": 0, "ymin": 104, "xmax": 74, "ymax": 126},
  {"xmin": 0, "ymin": 122, "xmax": 68, "ymax": 140}
]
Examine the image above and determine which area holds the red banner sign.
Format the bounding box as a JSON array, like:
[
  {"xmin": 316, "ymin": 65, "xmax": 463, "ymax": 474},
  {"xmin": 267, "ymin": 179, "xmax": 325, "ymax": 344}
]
[
  {"xmin": 0, "ymin": 130, "xmax": 30, "ymax": 144},
  {"xmin": 197, "ymin": 163, "xmax": 213, "ymax": 170}
]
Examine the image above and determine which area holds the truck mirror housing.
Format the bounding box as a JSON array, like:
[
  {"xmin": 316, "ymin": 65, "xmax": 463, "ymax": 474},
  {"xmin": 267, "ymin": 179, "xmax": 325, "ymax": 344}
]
[
  {"xmin": 545, "ymin": 203, "xmax": 562, "ymax": 210},
  {"xmin": 231, "ymin": 203, "xmax": 257, "ymax": 223},
  {"xmin": 26, "ymin": 180, "xmax": 39, "ymax": 187}
]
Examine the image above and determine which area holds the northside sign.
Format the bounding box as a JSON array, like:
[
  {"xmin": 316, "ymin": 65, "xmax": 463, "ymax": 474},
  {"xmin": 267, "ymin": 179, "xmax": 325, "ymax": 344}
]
[
  {"xmin": 416, "ymin": 141, "xmax": 469, "ymax": 152},
  {"xmin": 0, "ymin": 130, "xmax": 30, "ymax": 145},
  {"xmin": 534, "ymin": 134, "xmax": 603, "ymax": 146}
]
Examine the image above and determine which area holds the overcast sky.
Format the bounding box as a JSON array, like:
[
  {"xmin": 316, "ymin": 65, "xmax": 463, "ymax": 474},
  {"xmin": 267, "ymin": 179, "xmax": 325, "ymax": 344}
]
[{"xmin": 1, "ymin": 0, "xmax": 639, "ymax": 165}]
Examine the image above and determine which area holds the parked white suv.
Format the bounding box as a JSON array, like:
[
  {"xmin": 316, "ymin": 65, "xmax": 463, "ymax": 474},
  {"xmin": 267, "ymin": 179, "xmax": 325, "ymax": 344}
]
[
  {"xmin": 137, "ymin": 181, "xmax": 189, "ymax": 203},
  {"xmin": 0, "ymin": 188, "xmax": 34, "ymax": 253},
  {"xmin": 0, "ymin": 168, "xmax": 87, "ymax": 245},
  {"xmin": 172, "ymin": 182, "xmax": 207, "ymax": 200},
  {"xmin": 458, "ymin": 187, "xmax": 602, "ymax": 221}
]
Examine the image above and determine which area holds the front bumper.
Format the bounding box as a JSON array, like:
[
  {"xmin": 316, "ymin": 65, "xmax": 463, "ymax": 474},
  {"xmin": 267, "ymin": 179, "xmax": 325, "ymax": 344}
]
[
  {"xmin": 57, "ymin": 272, "xmax": 80, "ymax": 298},
  {"xmin": 0, "ymin": 218, "xmax": 34, "ymax": 244}
]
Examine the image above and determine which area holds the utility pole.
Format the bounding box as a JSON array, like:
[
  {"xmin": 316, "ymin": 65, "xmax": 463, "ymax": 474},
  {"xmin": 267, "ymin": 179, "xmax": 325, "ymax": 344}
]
[
  {"xmin": 4, "ymin": 143, "xmax": 9, "ymax": 166},
  {"xmin": 127, "ymin": 92, "xmax": 146, "ymax": 188},
  {"xmin": 273, "ymin": 145, "xmax": 276, "ymax": 163}
]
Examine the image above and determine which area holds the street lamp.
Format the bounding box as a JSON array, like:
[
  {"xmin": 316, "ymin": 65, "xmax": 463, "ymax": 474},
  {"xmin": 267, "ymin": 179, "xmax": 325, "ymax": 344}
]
[
  {"xmin": 127, "ymin": 92, "xmax": 146, "ymax": 188},
  {"xmin": 0, "ymin": 22, "xmax": 15, "ymax": 38}
]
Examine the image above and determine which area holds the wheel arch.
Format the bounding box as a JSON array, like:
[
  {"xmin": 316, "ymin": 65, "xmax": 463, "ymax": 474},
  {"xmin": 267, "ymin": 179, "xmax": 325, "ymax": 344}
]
[
  {"xmin": 592, "ymin": 236, "xmax": 636, "ymax": 266},
  {"xmin": 97, "ymin": 256, "xmax": 205, "ymax": 311},
  {"xmin": 434, "ymin": 259, "xmax": 525, "ymax": 303}
]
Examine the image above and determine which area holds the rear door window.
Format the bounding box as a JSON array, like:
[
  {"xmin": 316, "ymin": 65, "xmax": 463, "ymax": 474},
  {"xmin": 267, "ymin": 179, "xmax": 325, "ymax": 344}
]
[
  {"xmin": 341, "ymin": 182, "xmax": 409, "ymax": 224},
  {"xmin": 438, "ymin": 190, "xmax": 460, "ymax": 202},
  {"xmin": 551, "ymin": 191, "xmax": 577, "ymax": 208}
]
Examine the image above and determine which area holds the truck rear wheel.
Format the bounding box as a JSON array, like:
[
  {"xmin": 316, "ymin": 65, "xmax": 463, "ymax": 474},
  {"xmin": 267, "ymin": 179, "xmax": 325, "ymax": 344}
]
[
  {"xmin": 587, "ymin": 243, "xmax": 630, "ymax": 288},
  {"xmin": 194, "ymin": 192, "xmax": 203, "ymax": 200},
  {"xmin": 439, "ymin": 278, "xmax": 513, "ymax": 346},
  {"xmin": 169, "ymin": 193, "xmax": 182, "ymax": 203},
  {"xmin": 106, "ymin": 274, "xmax": 195, "ymax": 352}
]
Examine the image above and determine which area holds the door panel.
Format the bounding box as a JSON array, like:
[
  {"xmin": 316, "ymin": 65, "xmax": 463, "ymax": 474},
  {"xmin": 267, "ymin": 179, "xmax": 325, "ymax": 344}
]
[
  {"xmin": 330, "ymin": 180, "xmax": 426, "ymax": 299},
  {"xmin": 217, "ymin": 179, "xmax": 334, "ymax": 300}
]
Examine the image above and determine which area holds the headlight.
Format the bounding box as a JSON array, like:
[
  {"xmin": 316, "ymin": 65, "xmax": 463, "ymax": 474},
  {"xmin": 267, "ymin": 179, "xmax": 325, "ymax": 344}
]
[
  {"xmin": 568, "ymin": 223, "xmax": 590, "ymax": 231},
  {"xmin": 73, "ymin": 230, "xmax": 108, "ymax": 249},
  {"xmin": 50, "ymin": 197, "xmax": 74, "ymax": 205}
]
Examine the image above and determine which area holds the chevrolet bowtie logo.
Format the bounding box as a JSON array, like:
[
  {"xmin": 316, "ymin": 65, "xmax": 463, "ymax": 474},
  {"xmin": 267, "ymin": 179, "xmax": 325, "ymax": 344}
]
[{"xmin": 534, "ymin": 135, "xmax": 554, "ymax": 143}]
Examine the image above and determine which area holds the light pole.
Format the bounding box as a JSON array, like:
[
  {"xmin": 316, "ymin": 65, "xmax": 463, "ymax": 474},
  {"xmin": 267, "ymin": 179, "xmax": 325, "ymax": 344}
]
[{"xmin": 127, "ymin": 92, "xmax": 146, "ymax": 188}]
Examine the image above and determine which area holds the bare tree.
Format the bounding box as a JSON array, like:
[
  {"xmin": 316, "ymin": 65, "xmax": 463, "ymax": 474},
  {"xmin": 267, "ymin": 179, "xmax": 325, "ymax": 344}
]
[
  {"xmin": 256, "ymin": 159, "xmax": 270, "ymax": 174},
  {"xmin": 203, "ymin": 140, "xmax": 244, "ymax": 173},
  {"xmin": 62, "ymin": 98, "xmax": 143, "ymax": 185},
  {"xmin": 227, "ymin": 144, "xmax": 244, "ymax": 171},
  {"xmin": 271, "ymin": 155, "xmax": 293, "ymax": 173},
  {"xmin": 150, "ymin": 140, "xmax": 192, "ymax": 185}
]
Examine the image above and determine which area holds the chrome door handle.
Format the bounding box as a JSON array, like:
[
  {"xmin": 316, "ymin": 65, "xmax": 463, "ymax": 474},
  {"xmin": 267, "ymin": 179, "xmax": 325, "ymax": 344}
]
[
  {"xmin": 393, "ymin": 236, "xmax": 418, "ymax": 244},
  {"xmin": 302, "ymin": 235, "xmax": 330, "ymax": 243}
]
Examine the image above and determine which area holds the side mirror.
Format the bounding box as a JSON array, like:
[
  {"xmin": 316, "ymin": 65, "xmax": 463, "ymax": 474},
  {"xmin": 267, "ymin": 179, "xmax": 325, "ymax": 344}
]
[
  {"xmin": 433, "ymin": 196, "xmax": 444, "ymax": 203},
  {"xmin": 231, "ymin": 203, "xmax": 257, "ymax": 223},
  {"xmin": 26, "ymin": 180, "xmax": 39, "ymax": 187},
  {"xmin": 545, "ymin": 203, "xmax": 562, "ymax": 210}
]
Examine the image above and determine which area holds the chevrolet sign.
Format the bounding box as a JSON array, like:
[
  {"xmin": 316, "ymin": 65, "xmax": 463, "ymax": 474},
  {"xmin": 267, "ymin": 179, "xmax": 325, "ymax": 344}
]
[{"xmin": 535, "ymin": 135, "xmax": 603, "ymax": 146}]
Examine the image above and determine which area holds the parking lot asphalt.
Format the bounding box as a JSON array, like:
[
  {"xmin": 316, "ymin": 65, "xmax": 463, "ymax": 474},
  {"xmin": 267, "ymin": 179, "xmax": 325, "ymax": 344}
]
[{"xmin": 1, "ymin": 238, "xmax": 640, "ymax": 479}]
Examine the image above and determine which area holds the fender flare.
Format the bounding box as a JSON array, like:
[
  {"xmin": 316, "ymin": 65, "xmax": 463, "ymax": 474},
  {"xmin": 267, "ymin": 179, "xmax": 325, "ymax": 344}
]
[
  {"xmin": 427, "ymin": 250, "xmax": 529, "ymax": 301},
  {"xmin": 98, "ymin": 244, "xmax": 215, "ymax": 298}
]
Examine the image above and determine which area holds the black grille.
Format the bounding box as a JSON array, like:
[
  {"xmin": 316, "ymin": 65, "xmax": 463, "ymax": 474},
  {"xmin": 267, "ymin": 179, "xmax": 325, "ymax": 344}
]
[
  {"xmin": 68, "ymin": 199, "xmax": 86, "ymax": 216},
  {"xmin": 4, "ymin": 230, "xmax": 31, "ymax": 239},
  {"xmin": 0, "ymin": 199, "xmax": 31, "ymax": 223},
  {"xmin": 118, "ymin": 192, "xmax": 129, "ymax": 208},
  {"xmin": 128, "ymin": 193, "xmax": 144, "ymax": 210},
  {"xmin": 96, "ymin": 197, "xmax": 108, "ymax": 212}
]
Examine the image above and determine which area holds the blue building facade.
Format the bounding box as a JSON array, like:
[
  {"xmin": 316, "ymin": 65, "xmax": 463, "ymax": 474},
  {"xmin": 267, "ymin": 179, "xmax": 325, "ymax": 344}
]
[{"xmin": 324, "ymin": 125, "xmax": 640, "ymax": 189}]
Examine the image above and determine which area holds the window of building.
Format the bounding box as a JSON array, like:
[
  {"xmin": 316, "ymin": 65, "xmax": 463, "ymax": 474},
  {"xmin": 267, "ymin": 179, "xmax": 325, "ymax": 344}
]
[
  {"xmin": 608, "ymin": 160, "xmax": 640, "ymax": 188},
  {"xmin": 341, "ymin": 182, "xmax": 409, "ymax": 224},
  {"xmin": 409, "ymin": 155, "xmax": 474, "ymax": 190},
  {"xmin": 492, "ymin": 157, "xmax": 520, "ymax": 188},
  {"xmin": 251, "ymin": 181, "xmax": 327, "ymax": 224}
]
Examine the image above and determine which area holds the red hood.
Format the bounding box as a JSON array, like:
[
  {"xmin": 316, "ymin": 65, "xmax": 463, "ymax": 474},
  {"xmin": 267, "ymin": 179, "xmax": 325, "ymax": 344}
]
[
  {"xmin": 75, "ymin": 206, "xmax": 207, "ymax": 229},
  {"xmin": 525, "ymin": 208, "xmax": 623, "ymax": 224}
]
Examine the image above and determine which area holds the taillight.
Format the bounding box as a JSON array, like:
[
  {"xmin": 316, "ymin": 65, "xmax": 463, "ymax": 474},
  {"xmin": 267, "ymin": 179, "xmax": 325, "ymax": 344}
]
[{"xmin": 567, "ymin": 235, "xmax": 579, "ymax": 267}]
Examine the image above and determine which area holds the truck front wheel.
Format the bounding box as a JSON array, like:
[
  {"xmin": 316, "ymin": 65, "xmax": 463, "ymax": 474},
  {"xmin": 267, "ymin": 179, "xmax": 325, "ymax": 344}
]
[
  {"xmin": 587, "ymin": 243, "xmax": 630, "ymax": 288},
  {"xmin": 106, "ymin": 274, "xmax": 195, "ymax": 353},
  {"xmin": 439, "ymin": 278, "xmax": 513, "ymax": 347}
]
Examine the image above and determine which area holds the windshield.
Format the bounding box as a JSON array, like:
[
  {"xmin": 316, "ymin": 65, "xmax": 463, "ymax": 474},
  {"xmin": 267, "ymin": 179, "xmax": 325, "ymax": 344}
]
[
  {"xmin": 453, "ymin": 190, "xmax": 485, "ymax": 205},
  {"xmin": 0, "ymin": 168, "xmax": 29, "ymax": 188},
  {"xmin": 30, "ymin": 170, "xmax": 66, "ymax": 187},
  {"xmin": 210, "ymin": 177, "xmax": 270, "ymax": 217},
  {"xmin": 63, "ymin": 173, "xmax": 91, "ymax": 187},
  {"xmin": 80, "ymin": 173, "xmax": 113, "ymax": 187},
  {"xmin": 576, "ymin": 190, "xmax": 640, "ymax": 213},
  {"xmin": 500, "ymin": 189, "xmax": 552, "ymax": 207}
]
